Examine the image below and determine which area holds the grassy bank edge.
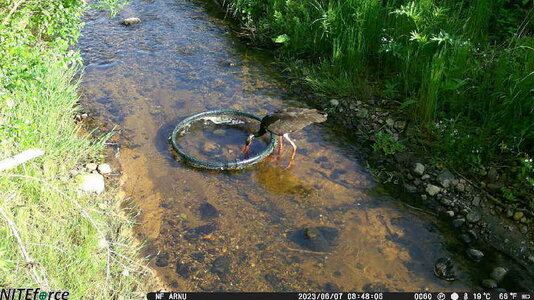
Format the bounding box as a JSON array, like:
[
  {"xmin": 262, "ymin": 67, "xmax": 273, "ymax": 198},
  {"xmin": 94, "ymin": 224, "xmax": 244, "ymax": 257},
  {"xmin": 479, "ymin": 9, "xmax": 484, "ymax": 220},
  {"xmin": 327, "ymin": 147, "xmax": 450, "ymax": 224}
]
[
  {"xmin": 0, "ymin": 1, "xmax": 154, "ymax": 298},
  {"xmin": 208, "ymin": 0, "xmax": 533, "ymax": 212}
]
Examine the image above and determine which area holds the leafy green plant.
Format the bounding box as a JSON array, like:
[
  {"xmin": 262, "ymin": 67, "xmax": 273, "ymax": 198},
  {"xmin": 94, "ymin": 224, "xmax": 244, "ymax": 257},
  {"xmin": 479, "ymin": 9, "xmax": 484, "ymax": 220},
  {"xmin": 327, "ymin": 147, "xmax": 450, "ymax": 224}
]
[{"xmin": 373, "ymin": 131, "xmax": 406, "ymax": 155}]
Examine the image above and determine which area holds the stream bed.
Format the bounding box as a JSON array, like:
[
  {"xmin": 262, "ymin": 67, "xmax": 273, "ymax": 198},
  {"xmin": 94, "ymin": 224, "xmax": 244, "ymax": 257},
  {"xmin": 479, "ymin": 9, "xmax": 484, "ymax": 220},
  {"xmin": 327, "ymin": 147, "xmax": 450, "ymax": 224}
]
[{"xmin": 78, "ymin": 0, "xmax": 488, "ymax": 291}]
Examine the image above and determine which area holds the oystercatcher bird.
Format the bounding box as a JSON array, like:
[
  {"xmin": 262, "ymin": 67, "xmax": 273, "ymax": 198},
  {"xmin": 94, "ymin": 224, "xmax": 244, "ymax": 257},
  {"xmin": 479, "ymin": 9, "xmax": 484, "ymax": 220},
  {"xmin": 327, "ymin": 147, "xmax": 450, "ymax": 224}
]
[{"xmin": 242, "ymin": 108, "xmax": 327, "ymax": 167}]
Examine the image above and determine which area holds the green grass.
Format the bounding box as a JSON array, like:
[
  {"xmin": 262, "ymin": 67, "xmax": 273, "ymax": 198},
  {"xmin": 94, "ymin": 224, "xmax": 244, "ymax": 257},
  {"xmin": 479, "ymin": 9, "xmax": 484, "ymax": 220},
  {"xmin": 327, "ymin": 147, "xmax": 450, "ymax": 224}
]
[
  {"xmin": 0, "ymin": 0, "xmax": 151, "ymax": 298},
  {"xmin": 219, "ymin": 0, "xmax": 534, "ymax": 205}
]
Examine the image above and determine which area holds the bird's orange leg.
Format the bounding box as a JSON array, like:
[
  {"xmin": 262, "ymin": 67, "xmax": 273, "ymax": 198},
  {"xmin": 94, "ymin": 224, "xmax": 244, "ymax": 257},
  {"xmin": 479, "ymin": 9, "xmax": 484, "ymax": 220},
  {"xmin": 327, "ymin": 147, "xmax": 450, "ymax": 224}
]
[
  {"xmin": 283, "ymin": 133, "xmax": 297, "ymax": 169},
  {"xmin": 269, "ymin": 136, "xmax": 284, "ymax": 163},
  {"xmin": 277, "ymin": 135, "xmax": 284, "ymax": 157}
]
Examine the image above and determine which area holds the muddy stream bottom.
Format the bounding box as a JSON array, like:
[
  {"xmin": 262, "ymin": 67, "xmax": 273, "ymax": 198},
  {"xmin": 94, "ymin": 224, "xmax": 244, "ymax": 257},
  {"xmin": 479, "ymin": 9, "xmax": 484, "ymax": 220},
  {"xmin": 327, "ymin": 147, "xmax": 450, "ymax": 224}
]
[{"xmin": 78, "ymin": 0, "xmax": 481, "ymax": 292}]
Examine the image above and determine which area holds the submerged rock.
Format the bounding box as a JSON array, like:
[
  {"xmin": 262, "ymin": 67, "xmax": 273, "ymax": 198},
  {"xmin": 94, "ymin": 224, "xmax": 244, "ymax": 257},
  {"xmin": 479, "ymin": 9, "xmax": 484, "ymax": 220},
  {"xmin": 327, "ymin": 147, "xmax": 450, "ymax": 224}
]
[
  {"xmin": 155, "ymin": 253, "xmax": 169, "ymax": 267},
  {"xmin": 122, "ymin": 17, "xmax": 141, "ymax": 26},
  {"xmin": 290, "ymin": 226, "xmax": 339, "ymax": 252},
  {"xmin": 184, "ymin": 223, "xmax": 218, "ymax": 241},
  {"xmin": 199, "ymin": 202, "xmax": 219, "ymax": 220},
  {"xmin": 434, "ymin": 257, "xmax": 455, "ymax": 281},
  {"xmin": 175, "ymin": 261, "xmax": 193, "ymax": 278},
  {"xmin": 75, "ymin": 173, "xmax": 105, "ymax": 194},
  {"xmin": 211, "ymin": 255, "xmax": 232, "ymax": 277}
]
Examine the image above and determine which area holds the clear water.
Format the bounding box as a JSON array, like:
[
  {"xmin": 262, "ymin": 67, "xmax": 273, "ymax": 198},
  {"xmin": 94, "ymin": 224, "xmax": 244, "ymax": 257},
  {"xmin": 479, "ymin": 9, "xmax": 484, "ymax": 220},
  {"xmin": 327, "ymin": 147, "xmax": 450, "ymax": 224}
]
[
  {"xmin": 76, "ymin": 0, "xmax": 517, "ymax": 292},
  {"xmin": 174, "ymin": 118, "xmax": 269, "ymax": 163}
]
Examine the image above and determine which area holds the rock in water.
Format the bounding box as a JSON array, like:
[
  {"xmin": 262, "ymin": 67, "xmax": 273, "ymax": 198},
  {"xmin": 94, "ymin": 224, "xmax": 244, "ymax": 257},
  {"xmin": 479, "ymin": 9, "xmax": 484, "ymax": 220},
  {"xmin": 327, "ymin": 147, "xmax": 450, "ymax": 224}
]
[
  {"xmin": 175, "ymin": 262, "xmax": 193, "ymax": 278},
  {"xmin": 199, "ymin": 202, "xmax": 219, "ymax": 220},
  {"xmin": 290, "ymin": 226, "xmax": 339, "ymax": 252},
  {"xmin": 75, "ymin": 174, "xmax": 105, "ymax": 194},
  {"xmin": 211, "ymin": 256, "xmax": 232, "ymax": 277},
  {"xmin": 155, "ymin": 253, "xmax": 169, "ymax": 267},
  {"xmin": 434, "ymin": 257, "xmax": 455, "ymax": 281},
  {"xmin": 122, "ymin": 17, "xmax": 141, "ymax": 26}
]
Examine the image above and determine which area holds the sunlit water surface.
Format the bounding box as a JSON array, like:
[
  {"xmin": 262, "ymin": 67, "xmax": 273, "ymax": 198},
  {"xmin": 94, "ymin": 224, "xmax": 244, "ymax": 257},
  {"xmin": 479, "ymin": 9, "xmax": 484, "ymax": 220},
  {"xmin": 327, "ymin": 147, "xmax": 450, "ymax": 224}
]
[{"xmin": 78, "ymin": 0, "xmax": 479, "ymax": 291}]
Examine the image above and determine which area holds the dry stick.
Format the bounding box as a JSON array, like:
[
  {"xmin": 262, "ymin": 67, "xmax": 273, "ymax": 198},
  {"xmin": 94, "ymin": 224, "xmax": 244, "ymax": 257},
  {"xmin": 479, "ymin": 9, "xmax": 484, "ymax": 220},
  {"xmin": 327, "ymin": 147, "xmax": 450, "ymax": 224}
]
[
  {"xmin": 286, "ymin": 247, "xmax": 329, "ymax": 255},
  {"xmin": 0, "ymin": 149, "xmax": 44, "ymax": 172},
  {"xmin": 0, "ymin": 195, "xmax": 51, "ymax": 289}
]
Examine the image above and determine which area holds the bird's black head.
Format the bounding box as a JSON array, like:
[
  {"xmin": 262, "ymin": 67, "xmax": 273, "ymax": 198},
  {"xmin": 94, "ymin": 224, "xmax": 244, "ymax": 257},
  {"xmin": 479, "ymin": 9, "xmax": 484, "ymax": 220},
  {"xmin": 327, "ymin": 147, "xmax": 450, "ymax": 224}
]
[{"xmin": 242, "ymin": 134, "xmax": 255, "ymax": 154}]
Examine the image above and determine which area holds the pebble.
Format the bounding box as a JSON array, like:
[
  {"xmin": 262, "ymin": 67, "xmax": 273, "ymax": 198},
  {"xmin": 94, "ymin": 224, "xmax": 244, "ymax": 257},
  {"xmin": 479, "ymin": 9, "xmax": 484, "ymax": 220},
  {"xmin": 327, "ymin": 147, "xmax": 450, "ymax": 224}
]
[
  {"xmin": 459, "ymin": 234, "xmax": 473, "ymax": 244},
  {"xmin": 85, "ymin": 163, "xmax": 97, "ymax": 171},
  {"xmin": 97, "ymin": 163, "xmax": 111, "ymax": 175},
  {"xmin": 386, "ymin": 118, "xmax": 395, "ymax": 127},
  {"xmin": 445, "ymin": 211, "xmax": 455, "ymax": 217},
  {"xmin": 528, "ymin": 256, "xmax": 534, "ymax": 264},
  {"xmin": 513, "ymin": 211, "xmax": 524, "ymax": 221},
  {"xmin": 481, "ymin": 278, "xmax": 498, "ymax": 289},
  {"xmin": 490, "ymin": 267, "xmax": 507, "ymax": 282},
  {"xmin": 356, "ymin": 108, "xmax": 369, "ymax": 118},
  {"xmin": 440, "ymin": 198, "xmax": 453, "ymax": 207},
  {"xmin": 437, "ymin": 169, "xmax": 455, "ymax": 188},
  {"xmin": 456, "ymin": 183, "xmax": 466, "ymax": 192},
  {"xmin": 452, "ymin": 218, "xmax": 466, "ymax": 228},
  {"xmin": 520, "ymin": 226, "xmax": 528, "ymax": 234},
  {"xmin": 472, "ymin": 196, "xmax": 481, "ymax": 207},
  {"xmin": 329, "ymin": 99, "xmax": 340, "ymax": 106},
  {"xmin": 413, "ymin": 163, "xmax": 425, "ymax": 176},
  {"xmin": 425, "ymin": 184, "xmax": 441, "ymax": 196},
  {"xmin": 122, "ymin": 17, "xmax": 141, "ymax": 26},
  {"xmin": 467, "ymin": 248, "xmax": 484, "ymax": 261},
  {"xmin": 421, "ymin": 174, "xmax": 430, "ymax": 180},
  {"xmin": 466, "ymin": 211, "xmax": 481, "ymax": 223},
  {"xmin": 394, "ymin": 120, "xmax": 406, "ymax": 131},
  {"xmin": 75, "ymin": 174, "xmax": 105, "ymax": 194},
  {"xmin": 404, "ymin": 184, "xmax": 417, "ymax": 193}
]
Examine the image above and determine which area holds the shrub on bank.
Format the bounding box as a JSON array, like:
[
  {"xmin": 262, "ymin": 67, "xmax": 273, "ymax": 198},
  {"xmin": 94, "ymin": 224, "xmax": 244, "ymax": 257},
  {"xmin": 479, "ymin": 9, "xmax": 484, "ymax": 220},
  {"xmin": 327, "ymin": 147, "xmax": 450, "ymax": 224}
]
[
  {"xmin": 221, "ymin": 0, "xmax": 534, "ymax": 206},
  {"xmin": 0, "ymin": 1, "xmax": 147, "ymax": 298}
]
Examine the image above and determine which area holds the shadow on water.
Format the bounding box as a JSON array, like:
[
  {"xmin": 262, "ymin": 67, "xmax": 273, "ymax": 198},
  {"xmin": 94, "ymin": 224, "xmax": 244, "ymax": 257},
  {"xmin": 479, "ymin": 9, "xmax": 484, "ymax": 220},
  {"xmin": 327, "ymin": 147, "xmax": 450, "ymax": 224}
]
[{"xmin": 74, "ymin": 0, "xmax": 530, "ymax": 292}]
